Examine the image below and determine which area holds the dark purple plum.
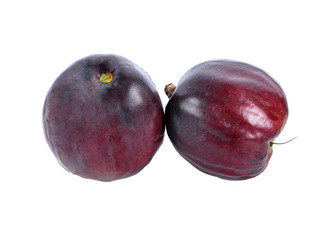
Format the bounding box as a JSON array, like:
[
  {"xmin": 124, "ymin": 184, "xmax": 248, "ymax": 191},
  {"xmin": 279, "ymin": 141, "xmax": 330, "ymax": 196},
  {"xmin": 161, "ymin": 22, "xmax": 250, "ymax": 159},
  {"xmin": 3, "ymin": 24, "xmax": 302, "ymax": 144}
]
[
  {"xmin": 165, "ymin": 60, "xmax": 288, "ymax": 180},
  {"xmin": 43, "ymin": 54, "xmax": 164, "ymax": 181}
]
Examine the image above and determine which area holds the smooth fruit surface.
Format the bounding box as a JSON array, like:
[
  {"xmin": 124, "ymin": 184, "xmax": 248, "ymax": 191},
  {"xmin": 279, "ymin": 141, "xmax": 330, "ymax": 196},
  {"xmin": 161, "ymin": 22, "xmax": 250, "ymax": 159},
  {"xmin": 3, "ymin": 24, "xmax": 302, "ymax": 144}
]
[
  {"xmin": 165, "ymin": 60, "xmax": 288, "ymax": 180},
  {"xmin": 43, "ymin": 54, "xmax": 164, "ymax": 181}
]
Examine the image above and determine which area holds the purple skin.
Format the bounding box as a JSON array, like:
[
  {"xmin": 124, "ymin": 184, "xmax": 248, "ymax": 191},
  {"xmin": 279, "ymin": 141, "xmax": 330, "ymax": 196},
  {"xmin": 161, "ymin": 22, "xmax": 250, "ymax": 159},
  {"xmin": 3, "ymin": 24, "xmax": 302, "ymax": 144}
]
[
  {"xmin": 43, "ymin": 54, "xmax": 164, "ymax": 181},
  {"xmin": 165, "ymin": 60, "xmax": 288, "ymax": 180}
]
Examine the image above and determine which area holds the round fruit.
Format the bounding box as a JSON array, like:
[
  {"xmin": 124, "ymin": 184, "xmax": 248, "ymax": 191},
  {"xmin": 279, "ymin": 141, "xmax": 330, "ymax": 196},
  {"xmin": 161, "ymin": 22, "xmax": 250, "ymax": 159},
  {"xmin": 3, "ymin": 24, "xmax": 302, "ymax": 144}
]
[
  {"xmin": 165, "ymin": 60, "xmax": 288, "ymax": 180},
  {"xmin": 43, "ymin": 54, "xmax": 164, "ymax": 181}
]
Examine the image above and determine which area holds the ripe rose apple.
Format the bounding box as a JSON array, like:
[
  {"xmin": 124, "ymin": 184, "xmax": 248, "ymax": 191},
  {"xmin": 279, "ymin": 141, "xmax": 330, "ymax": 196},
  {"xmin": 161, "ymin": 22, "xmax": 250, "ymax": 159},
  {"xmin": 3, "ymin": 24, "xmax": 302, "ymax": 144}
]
[
  {"xmin": 43, "ymin": 54, "xmax": 164, "ymax": 181},
  {"xmin": 165, "ymin": 60, "xmax": 288, "ymax": 180}
]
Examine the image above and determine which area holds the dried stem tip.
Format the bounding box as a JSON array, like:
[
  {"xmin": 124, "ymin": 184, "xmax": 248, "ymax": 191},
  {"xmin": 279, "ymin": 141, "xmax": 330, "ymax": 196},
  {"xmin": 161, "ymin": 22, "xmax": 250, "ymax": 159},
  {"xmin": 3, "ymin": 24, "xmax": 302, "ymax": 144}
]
[{"xmin": 165, "ymin": 83, "xmax": 176, "ymax": 98}]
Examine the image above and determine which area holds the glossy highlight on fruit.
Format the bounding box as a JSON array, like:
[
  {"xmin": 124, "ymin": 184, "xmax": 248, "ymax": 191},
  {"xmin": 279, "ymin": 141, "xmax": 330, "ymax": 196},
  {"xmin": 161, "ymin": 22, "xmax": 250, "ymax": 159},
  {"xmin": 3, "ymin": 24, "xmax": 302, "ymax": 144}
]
[
  {"xmin": 165, "ymin": 60, "xmax": 288, "ymax": 180},
  {"xmin": 43, "ymin": 54, "xmax": 165, "ymax": 181}
]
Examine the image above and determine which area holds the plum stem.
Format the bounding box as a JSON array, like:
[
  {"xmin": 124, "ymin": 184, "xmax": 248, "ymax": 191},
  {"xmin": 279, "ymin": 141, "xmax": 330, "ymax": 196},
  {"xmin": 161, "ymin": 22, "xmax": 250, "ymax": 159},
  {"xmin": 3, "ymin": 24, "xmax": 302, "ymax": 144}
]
[
  {"xmin": 165, "ymin": 83, "xmax": 176, "ymax": 98},
  {"xmin": 270, "ymin": 137, "xmax": 298, "ymax": 146}
]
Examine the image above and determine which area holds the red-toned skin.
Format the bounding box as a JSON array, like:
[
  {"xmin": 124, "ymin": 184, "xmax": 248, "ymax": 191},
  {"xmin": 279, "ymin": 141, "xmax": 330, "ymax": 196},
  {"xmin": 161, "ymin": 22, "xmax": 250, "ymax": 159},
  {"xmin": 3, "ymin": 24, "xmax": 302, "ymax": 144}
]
[
  {"xmin": 43, "ymin": 55, "xmax": 164, "ymax": 181},
  {"xmin": 165, "ymin": 60, "xmax": 288, "ymax": 180}
]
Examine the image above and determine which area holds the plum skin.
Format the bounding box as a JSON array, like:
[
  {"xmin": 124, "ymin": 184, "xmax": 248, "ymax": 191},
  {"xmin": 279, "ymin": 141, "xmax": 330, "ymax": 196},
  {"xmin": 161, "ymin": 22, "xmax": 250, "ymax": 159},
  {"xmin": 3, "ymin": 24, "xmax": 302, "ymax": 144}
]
[
  {"xmin": 43, "ymin": 54, "xmax": 165, "ymax": 181},
  {"xmin": 165, "ymin": 60, "xmax": 288, "ymax": 180}
]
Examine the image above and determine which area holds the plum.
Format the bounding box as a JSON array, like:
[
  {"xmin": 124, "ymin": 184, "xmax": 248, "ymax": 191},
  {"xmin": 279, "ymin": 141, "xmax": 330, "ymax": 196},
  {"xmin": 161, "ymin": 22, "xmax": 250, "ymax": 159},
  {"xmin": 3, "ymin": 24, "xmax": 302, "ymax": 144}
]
[
  {"xmin": 43, "ymin": 54, "xmax": 164, "ymax": 181},
  {"xmin": 165, "ymin": 60, "xmax": 288, "ymax": 180}
]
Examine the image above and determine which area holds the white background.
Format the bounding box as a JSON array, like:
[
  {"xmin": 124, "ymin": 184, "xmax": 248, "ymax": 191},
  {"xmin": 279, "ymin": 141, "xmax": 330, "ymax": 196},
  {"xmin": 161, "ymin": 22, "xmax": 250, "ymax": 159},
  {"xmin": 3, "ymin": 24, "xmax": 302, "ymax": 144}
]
[{"xmin": 1, "ymin": 0, "xmax": 331, "ymax": 239}]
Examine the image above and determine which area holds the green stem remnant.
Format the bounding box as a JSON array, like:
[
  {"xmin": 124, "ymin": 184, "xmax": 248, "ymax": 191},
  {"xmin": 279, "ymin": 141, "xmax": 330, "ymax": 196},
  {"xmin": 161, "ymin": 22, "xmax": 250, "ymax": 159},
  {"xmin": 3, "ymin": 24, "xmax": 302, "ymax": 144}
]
[{"xmin": 100, "ymin": 73, "xmax": 113, "ymax": 84}]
